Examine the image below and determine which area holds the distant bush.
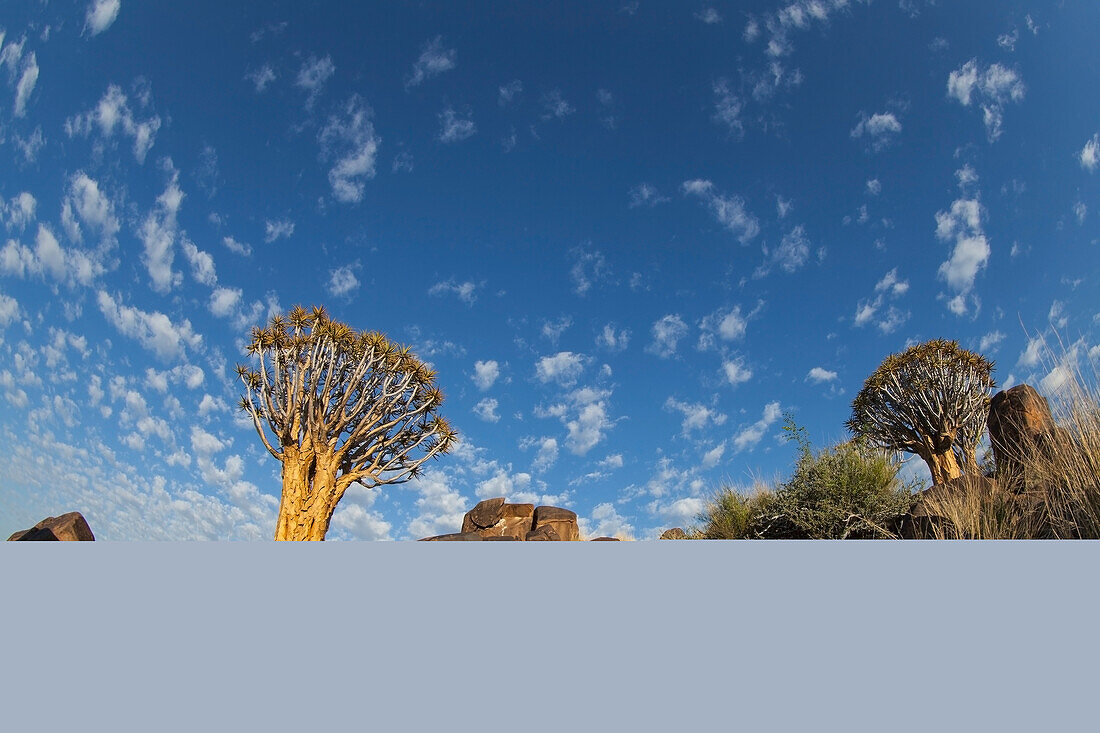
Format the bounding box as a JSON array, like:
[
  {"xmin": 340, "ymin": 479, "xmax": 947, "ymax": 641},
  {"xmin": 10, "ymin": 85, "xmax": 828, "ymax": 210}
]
[{"xmin": 693, "ymin": 417, "xmax": 923, "ymax": 539}]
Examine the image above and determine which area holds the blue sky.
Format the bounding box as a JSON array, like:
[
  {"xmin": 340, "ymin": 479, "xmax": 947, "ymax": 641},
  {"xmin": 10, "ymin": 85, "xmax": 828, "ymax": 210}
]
[{"xmin": 1, "ymin": 1, "xmax": 1098, "ymax": 540}]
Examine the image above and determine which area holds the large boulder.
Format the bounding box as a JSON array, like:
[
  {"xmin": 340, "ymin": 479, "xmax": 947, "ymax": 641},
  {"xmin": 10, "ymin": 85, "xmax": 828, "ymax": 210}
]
[
  {"xmin": 525, "ymin": 525, "xmax": 561, "ymax": 541},
  {"xmin": 533, "ymin": 506, "xmax": 580, "ymax": 541},
  {"xmin": 461, "ymin": 497, "xmax": 507, "ymax": 532},
  {"xmin": 420, "ymin": 532, "xmax": 484, "ymax": 541},
  {"xmin": 659, "ymin": 528, "xmax": 688, "ymax": 540},
  {"xmin": 7, "ymin": 512, "xmax": 95, "ymax": 541},
  {"xmin": 987, "ymin": 384, "xmax": 1056, "ymax": 483},
  {"xmin": 461, "ymin": 499, "xmax": 535, "ymax": 539}
]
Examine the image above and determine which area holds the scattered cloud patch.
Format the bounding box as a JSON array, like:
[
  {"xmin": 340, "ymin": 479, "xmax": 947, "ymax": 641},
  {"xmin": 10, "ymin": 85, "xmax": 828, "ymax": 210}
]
[
  {"xmin": 406, "ymin": 36, "xmax": 456, "ymax": 88},
  {"xmin": 1079, "ymin": 133, "xmax": 1099, "ymax": 173},
  {"xmin": 85, "ymin": 0, "xmax": 121, "ymax": 37},
  {"xmin": 646, "ymin": 315, "xmax": 688, "ymax": 358},
  {"xmin": 428, "ymin": 278, "xmax": 478, "ymax": 305},
  {"xmin": 296, "ymin": 55, "xmax": 335, "ymax": 109},
  {"xmin": 536, "ymin": 352, "xmax": 586, "ymax": 387},
  {"xmin": 722, "ymin": 358, "xmax": 753, "ymax": 386},
  {"xmin": 935, "ymin": 176, "xmax": 989, "ymax": 315},
  {"xmin": 947, "ymin": 59, "xmax": 1025, "ymax": 141},
  {"xmin": 664, "ymin": 397, "xmax": 727, "ymax": 436},
  {"xmin": 569, "ymin": 246, "xmax": 611, "ymax": 296},
  {"xmin": 319, "ymin": 95, "xmax": 380, "ymax": 204},
  {"xmin": 327, "ymin": 265, "xmax": 360, "ymax": 298},
  {"xmin": 806, "ymin": 367, "xmax": 837, "ymax": 384},
  {"xmin": 65, "ymin": 82, "xmax": 162, "ymax": 163},
  {"xmin": 732, "ymin": 401, "xmax": 782, "ymax": 453},
  {"xmin": 695, "ymin": 8, "xmax": 722, "ymax": 24},
  {"xmin": 629, "ymin": 183, "xmax": 668, "ymax": 208},
  {"xmin": 498, "ymin": 79, "xmax": 522, "ymax": 105},
  {"xmin": 473, "ymin": 398, "xmax": 500, "ymax": 423},
  {"xmin": 473, "ymin": 360, "xmax": 500, "ymax": 391},
  {"xmin": 682, "ymin": 180, "xmax": 760, "ymax": 243},
  {"xmin": 851, "ymin": 111, "xmax": 902, "ymax": 151},
  {"xmin": 438, "ymin": 106, "xmax": 476, "ymax": 143},
  {"xmin": 540, "ymin": 90, "xmax": 575, "ymax": 120},
  {"xmin": 596, "ymin": 324, "xmax": 630, "ymax": 352},
  {"xmin": 246, "ymin": 64, "xmax": 276, "ymax": 93},
  {"xmin": 96, "ymin": 291, "xmax": 201, "ymax": 362},
  {"xmin": 712, "ymin": 79, "xmax": 744, "ymax": 138},
  {"xmin": 264, "ymin": 219, "xmax": 294, "ymax": 243}
]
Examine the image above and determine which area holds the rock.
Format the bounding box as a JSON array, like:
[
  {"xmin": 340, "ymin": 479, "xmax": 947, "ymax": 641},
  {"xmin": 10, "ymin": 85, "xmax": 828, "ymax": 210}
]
[
  {"xmin": 902, "ymin": 475, "xmax": 1001, "ymax": 539},
  {"xmin": 483, "ymin": 535, "xmax": 521, "ymax": 541},
  {"xmin": 533, "ymin": 506, "xmax": 580, "ymax": 541},
  {"xmin": 659, "ymin": 528, "xmax": 688, "ymax": 540},
  {"xmin": 461, "ymin": 497, "xmax": 507, "ymax": 532},
  {"xmin": 477, "ymin": 503, "xmax": 535, "ymax": 540},
  {"xmin": 590, "ymin": 537, "xmax": 620, "ymax": 541},
  {"xmin": 987, "ymin": 385, "xmax": 1056, "ymax": 483},
  {"xmin": 419, "ymin": 532, "xmax": 485, "ymax": 541},
  {"xmin": 525, "ymin": 525, "xmax": 561, "ymax": 541},
  {"xmin": 7, "ymin": 512, "xmax": 95, "ymax": 541}
]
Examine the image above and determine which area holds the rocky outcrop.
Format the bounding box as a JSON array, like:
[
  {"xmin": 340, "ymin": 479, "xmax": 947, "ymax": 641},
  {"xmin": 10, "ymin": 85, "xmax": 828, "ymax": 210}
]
[
  {"xmin": 8, "ymin": 512, "xmax": 95, "ymax": 541},
  {"xmin": 421, "ymin": 498, "xmax": 586, "ymax": 541},
  {"xmin": 987, "ymin": 384, "xmax": 1057, "ymax": 483},
  {"xmin": 659, "ymin": 528, "xmax": 688, "ymax": 540}
]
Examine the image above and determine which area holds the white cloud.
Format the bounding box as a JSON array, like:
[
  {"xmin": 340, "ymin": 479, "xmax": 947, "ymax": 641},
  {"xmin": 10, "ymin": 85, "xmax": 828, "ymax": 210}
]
[
  {"xmin": 806, "ymin": 367, "xmax": 838, "ymax": 383},
  {"xmin": 773, "ymin": 225, "xmax": 811, "ymax": 273},
  {"xmin": 181, "ymin": 238, "xmax": 216, "ymax": 287},
  {"xmin": 406, "ymin": 36, "xmax": 456, "ymax": 88},
  {"xmin": 698, "ymin": 306, "xmax": 750, "ymax": 350},
  {"xmin": 473, "ymin": 398, "xmax": 500, "ymax": 423},
  {"xmin": 540, "ymin": 89, "xmax": 575, "ymax": 120},
  {"xmin": 722, "ymin": 358, "xmax": 753, "ymax": 386},
  {"xmin": 997, "ymin": 29, "xmax": 1019, "ymax": 52},
  {"xmin": 96, "ymin": 291, "xmax": 201, "ymax": 362},
  {"xmin": 599, "ymin": 454, "xmax": 624, "ymax": 470},
  {"xmin": 85, "ymin": 0, "xmax": 121, "ymax": 36},
  {"xmin": 851, "ymin": 111, "xmax": 901, "ymax": 151},
  {"xmin": 712, "ymin": 78, "xmax": 744, "ymax": 138},
  {"xmin": 979, "ymin": 331, "xmax": 1005, "ymax": 353},
  {"xmin": 682, "ymin": 180, "xmax": 760, "ymax": 243},
  {"xmin": 13, "ymin": 126, "xmax": 44, "ymax": 163},
  {"xmin": 866, "ymin": 179, "xmax": 882, "ymax": 196},
  {"xmin": 1073, "ymin": 201, "xmax": 1087, "ymax": 225},
  {"xmin": 596, "ymin": 324, "xmax": 630, "ymax": 352},
  {"xmin": 0, "ymin": 290, "xmax": 19, "ymax": 328},
  {"xmin": 564, "ymin": 387, "xmax": 612, "ymax": 455},
  {"xmin": 222, "ymin": 236, "xmax": 251, "ymax": 256},
  {"xmin": 438, "ymin": 106, "xmax": 476, "ymax": 143},
  {"xmin": 536, "ymin": 352, "xmax": 586, "ymax": 387},
  {"xmin": 498, "ymin": 79, "xmax": 522, "ymax": 105},
  {"xmin": 329, "ymin": 490, "xmax": 393, "ymax": 541},
  {"xmin": 579, "ymin": 503, "xmax": 635, "ymax": 541},
  {"xmin": 647, "ymin": 314, "xmax": 688, "ymax": 358},
  {"xmin": 327, "ymin": 265, "xmax": 360, "ymax": 298},
  {"xmin": 209, "ymin": 287, "xmax": 242, "ymax": 318},
  {"xmin": 1080, "ymin": 133, "xmax": 1099, "ymax": 173},
  {"xmin": 532, "ymin": 436, "xmax": 559, "ymax": 472},
  {"xmin": 569, "ymin": 246, "xmax": 610, "ymax": 296},
  {"xmin": 732, "ymin": 401, "xmax": 782, "ymax": 453},
  {"xmin": 140, "ymin": 164, "xmax": 184, "ymax": 293},
  {"xmin": 61, "ymin": 172, "xmax": 120, "ymax": 248},
  {"xmin": 264, "ymin": 219, "xmax": 294, "ymax": 242},
  {"xmin": 319, "ymin": 95, "xmax": 380, "ymax": 204},
  {"xmin": 947, "ymin": 59, "xmax": 1025, "ymax": 141},
  {"xmin": 473, "ymin": 360, "xmax": 500, "ymax": 390},
  {"xmin": 0, "ymin": 223, "xmax": 106, "ymax": 287},
  {"xmin": 1, "ymin": 191, "xmax": 36, "ymax": 232},
  {"xmin": 404, "ymin": 468, "xmax": 470, "ymax": 539},
  {"xmin": 428, "ymin": 278, "xmax": 477, "ymax": 304},
  {"xmin": 541, "ymin": 316, "xmax": 572, "ymax": 343},
  {"xmin": 935, "ymin": 188, "xmax": 989, "ymax": 315},
  {"xmin": 13, "ymin": 51, "xmax": 38, "ymax": 117},
  {"xmin": 664, "ymin": 397, "xmax": 727, "ymax": 436},
  {"xmin": 246, "ymin": 64, "xmax": 276, "ymax": 93},
  {"xmin": 695, "ymin": 8, "xmax": 722, "ymax": 24},
  {"xmin": 628, "ymin": 183, "xmax": 668, "ymax": 208},
  {"xmin": 295, "ymin": 55, "xmax": 335, "ymax": 108},
  {"xmin": 64, "ymin": 83, "xmax": 161, "ymax": 163}
]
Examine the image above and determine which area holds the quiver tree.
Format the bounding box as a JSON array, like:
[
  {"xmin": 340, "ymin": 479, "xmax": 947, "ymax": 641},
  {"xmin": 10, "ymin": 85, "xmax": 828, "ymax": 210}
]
[
  {"xmin": 237, "ymin": 305, "xmax": 457, "ymax": 540},
  {"xmin": 846, "ymin": 339, "xmax": 995, "ymax": 486}
]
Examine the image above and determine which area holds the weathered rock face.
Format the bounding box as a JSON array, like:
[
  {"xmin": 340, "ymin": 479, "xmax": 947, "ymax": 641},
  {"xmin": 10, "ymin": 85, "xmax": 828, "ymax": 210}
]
[
  {"xmin": 533, "ymin": 506, "xmax": 580, "ymax": 541},
  {"xmin": 422, "ymin": 498, "xmax": 587, "ymax": 540},
  {"xmin": 659, "ymin": 528, "xmax": 688, "ymax": 540},
  {"xmin": 987, "ymin": 384, "xmax": 1056, "ymax": 482},
  {"xmin": 7, "ymin": 512, "xmax": 95, "ymax": 541}
]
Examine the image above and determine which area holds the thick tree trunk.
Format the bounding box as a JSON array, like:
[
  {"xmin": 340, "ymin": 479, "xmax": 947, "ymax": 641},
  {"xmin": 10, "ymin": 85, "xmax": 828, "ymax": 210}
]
[
  {"xmin": 921, "ymin": 449, "xmax": 963, "ymax": 486},
  {"xmin": 274, "ymin": 449, "xmax": 340, "ymax": 541}
]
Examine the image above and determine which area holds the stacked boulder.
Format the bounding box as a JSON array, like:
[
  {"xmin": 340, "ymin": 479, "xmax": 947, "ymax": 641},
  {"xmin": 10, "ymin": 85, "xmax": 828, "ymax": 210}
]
[
  {"xmin": 986, "ymin": 384, "xmax": 1071, "ymax": 485},
  {"xmin": 7, "ymin": 512, "xmax": 95, "ymax": 541},
  {"xmin": 421, "ymin": 497, "xmax": 618, "ymax": 541}
]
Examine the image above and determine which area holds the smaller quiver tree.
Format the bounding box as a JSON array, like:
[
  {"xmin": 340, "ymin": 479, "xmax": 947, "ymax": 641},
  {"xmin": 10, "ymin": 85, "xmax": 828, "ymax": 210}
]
[
  {"xmin": 237, "ymin": 305, "xmax": 457, "ymax": 540},
  {"xmin": 846, "ymin": 339, "xmax": 995, "ymax": 486}
]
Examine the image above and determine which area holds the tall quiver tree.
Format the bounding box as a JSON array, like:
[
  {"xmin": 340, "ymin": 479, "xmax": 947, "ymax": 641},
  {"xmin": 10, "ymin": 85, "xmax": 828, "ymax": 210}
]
[
  {"xmin": 237, "ymin": 306, "xmax": 457, "ymax": 540},
  {"xmin": 846, "ymin": 339, "xmax": 995, "ymax": 485}
]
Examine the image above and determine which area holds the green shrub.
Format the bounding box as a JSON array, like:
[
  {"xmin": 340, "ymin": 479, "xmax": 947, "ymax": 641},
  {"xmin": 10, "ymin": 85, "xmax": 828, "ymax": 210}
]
[{"xmin": 693, "ymin": 417, "xmax": 923, "ymax": 539}]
